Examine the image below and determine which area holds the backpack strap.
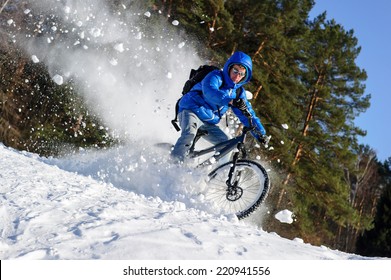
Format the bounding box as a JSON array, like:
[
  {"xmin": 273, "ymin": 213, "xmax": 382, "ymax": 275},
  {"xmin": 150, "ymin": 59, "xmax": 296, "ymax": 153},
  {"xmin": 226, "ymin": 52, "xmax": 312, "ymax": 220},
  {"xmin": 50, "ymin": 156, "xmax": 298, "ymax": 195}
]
[{"xmin": 171, "ymin": 97, "xmax": 182, "ymax": 131}]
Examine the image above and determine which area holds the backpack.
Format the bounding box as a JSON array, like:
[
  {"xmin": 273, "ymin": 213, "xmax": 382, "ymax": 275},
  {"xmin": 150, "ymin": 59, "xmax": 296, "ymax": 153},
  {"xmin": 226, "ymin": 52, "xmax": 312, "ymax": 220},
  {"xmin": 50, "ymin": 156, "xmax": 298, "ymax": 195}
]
[
  {"xmin": 181, "ymin": 65, "xmax": 220, "ymax": 95},
  {"xmin": 171, "ymin": 65, "xmax": 220, "ymax": 131}
]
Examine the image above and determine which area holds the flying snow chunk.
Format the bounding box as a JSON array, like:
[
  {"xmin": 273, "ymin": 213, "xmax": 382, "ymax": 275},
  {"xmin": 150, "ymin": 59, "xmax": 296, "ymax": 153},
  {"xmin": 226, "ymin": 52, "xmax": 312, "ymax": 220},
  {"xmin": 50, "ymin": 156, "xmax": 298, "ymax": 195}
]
[
  {"xmin": 7, "ymin": 19, "xmax": 13, "ymax": 25},
  {"xmin": 275, "ymin": 209, "xmax": 294, "ymax": 224},
  {"xmin": 24, "ymin": 9, "xmax": 31, "ymax": 14},
  {"xmin": 144, "ymin": 11, "xmax": 151, "ymax": 17},
  {"xmin": 173, "ymin": 201, "xmax": 186, "ymax": 211},
  {"xmin": 52, "ymin": 74, "xmax": 64, "ymax": 85},
  {"xmin": 109, "ymin": 58, "xmax": 118, "ymax": 66},
  {"xmin": 208, "ymin": 157, "xmax": 217, "ymax": 165},
  {"xmin": 178, "ymin": 42, "xmax": 185, "ymax": 49},
  {"xmin": 114, "ymin": 43, "xmax": 125, "ymax": 52},
  {"xmin": 282, "ymin": 123, "xmax": 289, "ymax": 129},
  {"xmin": 166, "ymin": 72, "xmax": 172, "ymax": 79},
  {"xmin": 89, "ymin": 28, "xmax": 102, "ymax": 37},
  {"xmin": 31, "ymin": 55, "xmax": 39, "ymax": 63},
  {"xmin": 64, "ymin": 6, "xmax": 71, "ymax": 14},
  {"xmin": 172, "ymin": 20, "xmax": 179, "ymax": 26}
]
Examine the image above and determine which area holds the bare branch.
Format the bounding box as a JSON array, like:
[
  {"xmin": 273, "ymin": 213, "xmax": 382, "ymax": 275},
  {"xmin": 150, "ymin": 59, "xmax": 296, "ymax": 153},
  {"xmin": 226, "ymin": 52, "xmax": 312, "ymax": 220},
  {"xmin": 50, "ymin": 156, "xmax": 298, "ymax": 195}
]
[{"xmin": 0, "ymin": 0, "xmax": 11, "ymax": 15}]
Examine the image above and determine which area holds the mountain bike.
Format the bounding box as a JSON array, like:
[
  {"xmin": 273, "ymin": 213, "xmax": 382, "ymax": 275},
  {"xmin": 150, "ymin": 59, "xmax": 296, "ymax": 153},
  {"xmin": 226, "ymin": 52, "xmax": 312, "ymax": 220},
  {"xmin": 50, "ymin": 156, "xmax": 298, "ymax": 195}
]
[
  {"xmin": 159, "ymin": 112, "xmax": 270, "ymax": 219},
  {"xmin": 193, "ymin": 118, "xmax": 270, "ymax": 219}
]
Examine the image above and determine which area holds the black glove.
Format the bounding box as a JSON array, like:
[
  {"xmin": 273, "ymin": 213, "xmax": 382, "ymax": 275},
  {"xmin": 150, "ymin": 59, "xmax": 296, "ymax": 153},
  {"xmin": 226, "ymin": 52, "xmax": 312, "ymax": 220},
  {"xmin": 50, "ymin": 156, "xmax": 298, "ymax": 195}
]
[
  {"xmin": 232, "ymin": 98, "xmax": 247, "ymax": 111},
  {"xmin": 232, "ymin": 98, "xmax": 251, "ymax": 117}
]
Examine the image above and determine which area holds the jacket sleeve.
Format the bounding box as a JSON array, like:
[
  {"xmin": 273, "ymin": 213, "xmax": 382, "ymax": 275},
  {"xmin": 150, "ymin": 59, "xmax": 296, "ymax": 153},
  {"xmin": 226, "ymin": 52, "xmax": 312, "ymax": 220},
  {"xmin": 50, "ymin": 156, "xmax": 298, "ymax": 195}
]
[
  {"xmin": 231, "ymin": 98, "xmax": 266, "ymax": 136},
  {"xmin": 193, "ymin": 106, "xmax": 220, "ymax": 124},
  {"xmin": 201, "ymin": 71, "xmax": 237, "ymax": 106}
]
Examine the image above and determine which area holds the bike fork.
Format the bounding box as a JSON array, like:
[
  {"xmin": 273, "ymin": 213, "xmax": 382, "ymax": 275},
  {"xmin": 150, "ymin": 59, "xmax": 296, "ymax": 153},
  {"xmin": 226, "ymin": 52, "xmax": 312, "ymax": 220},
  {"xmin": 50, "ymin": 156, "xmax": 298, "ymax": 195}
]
[{"xmin": 226, "ymin": 143, "xmax": 245, "ymax": 187}]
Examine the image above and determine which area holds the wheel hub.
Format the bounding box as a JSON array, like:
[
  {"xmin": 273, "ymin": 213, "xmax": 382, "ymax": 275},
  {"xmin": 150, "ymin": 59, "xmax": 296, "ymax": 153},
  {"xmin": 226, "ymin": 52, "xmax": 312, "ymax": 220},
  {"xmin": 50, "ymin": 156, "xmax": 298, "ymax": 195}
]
[{"xmin": 226, "ymin": 186, "xmax": 243, "ymax": 201}]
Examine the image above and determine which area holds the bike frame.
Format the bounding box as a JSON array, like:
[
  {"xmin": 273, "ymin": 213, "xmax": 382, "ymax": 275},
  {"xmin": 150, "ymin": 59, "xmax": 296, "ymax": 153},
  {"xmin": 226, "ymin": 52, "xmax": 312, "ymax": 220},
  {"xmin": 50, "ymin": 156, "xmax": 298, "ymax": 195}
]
[{"xmin": 189, "ymin": 126, "xmax": 253, "ymax": 166}]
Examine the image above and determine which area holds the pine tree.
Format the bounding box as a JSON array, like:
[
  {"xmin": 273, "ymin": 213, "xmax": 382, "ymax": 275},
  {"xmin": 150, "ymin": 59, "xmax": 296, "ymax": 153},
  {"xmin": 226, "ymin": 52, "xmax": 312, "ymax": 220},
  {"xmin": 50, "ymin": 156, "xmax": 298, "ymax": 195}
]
[{"xmin": 277, "ymin": 13, "xmax": 371, "ymax": 244}]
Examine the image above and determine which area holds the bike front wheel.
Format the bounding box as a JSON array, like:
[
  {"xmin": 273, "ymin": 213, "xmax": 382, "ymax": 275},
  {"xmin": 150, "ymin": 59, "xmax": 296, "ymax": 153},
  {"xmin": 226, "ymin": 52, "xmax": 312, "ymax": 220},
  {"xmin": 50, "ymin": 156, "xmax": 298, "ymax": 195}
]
[{"xmin": 206, "ymin": 159, "xmax": 270, "ymax": 219}]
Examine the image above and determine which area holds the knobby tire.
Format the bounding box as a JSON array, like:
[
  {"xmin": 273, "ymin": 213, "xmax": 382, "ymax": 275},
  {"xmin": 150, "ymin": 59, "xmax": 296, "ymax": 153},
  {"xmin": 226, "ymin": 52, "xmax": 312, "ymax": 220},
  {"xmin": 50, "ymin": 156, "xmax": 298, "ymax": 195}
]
[{"xmin": 206, "ymin": 159, "xmax": 270, "ymax": 219}]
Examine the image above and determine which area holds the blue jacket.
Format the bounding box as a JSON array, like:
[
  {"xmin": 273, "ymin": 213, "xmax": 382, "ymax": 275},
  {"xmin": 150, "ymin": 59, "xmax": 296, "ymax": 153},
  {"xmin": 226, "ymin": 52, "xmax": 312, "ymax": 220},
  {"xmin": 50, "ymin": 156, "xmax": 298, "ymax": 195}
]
[{"xmin": 178, "ymin": 51, "xmax": 266, "ymax": 135}]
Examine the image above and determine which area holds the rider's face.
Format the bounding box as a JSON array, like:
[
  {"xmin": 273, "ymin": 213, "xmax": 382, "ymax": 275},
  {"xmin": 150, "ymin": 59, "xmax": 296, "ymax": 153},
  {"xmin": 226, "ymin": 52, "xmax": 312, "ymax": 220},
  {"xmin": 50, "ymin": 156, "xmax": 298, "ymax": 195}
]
[{"xmin": 229, "ymin": 65, "xmax": 246, "ymax": 84}]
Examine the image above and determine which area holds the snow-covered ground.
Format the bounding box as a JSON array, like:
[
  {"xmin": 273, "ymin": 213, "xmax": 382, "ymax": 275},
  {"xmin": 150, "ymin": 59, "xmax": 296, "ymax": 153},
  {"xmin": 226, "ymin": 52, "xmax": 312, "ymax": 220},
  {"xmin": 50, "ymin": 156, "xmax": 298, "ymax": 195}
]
[
  {"xmin": 0, "ymin": 142, "xmax": 382, "ymax": 260},
  {"xmin": 0, "ymin": 143, "xmax": 388, "ymax": 279}
]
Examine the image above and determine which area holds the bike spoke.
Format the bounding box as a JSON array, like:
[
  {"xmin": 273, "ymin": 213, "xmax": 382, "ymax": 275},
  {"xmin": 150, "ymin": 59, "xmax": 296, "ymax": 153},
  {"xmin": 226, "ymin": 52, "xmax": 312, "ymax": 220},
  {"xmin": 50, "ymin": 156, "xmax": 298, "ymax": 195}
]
[{"xmin": 206, "ymin": 160, "xmax": 270, "ymax": 219}]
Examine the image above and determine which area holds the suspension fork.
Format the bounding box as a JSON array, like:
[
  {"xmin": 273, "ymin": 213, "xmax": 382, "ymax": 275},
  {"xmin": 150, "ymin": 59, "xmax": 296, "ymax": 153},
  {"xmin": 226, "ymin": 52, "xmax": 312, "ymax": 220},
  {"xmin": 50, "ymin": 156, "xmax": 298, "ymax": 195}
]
[{"xmin": 225, "ymin": 142, "xmax": 246, "ymax": 188}]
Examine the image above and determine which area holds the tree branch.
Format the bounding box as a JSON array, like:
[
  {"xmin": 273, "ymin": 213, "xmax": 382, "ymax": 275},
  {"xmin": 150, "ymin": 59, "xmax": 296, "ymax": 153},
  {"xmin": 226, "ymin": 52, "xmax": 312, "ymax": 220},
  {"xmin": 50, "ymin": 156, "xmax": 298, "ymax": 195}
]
[{"xmin": 0, "ymin": 0, "xmax": 10, "ymax": 15}]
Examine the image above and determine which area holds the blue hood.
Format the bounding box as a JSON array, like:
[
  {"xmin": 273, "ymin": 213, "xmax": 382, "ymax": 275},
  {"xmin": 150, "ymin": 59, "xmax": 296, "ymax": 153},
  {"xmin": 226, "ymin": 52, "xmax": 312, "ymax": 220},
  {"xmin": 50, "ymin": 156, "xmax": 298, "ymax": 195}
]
[{"xmin": 222, "ymin": 51, "xmax": 253, "ymax": 88}]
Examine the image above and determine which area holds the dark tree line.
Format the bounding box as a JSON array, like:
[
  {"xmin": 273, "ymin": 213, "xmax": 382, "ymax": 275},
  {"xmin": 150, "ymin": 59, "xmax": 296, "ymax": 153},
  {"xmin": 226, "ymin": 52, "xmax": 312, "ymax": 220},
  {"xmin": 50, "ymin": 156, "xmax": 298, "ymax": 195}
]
[{"xmin": 1, "ymin": 0, "xmax": 389, "ymax": 257}]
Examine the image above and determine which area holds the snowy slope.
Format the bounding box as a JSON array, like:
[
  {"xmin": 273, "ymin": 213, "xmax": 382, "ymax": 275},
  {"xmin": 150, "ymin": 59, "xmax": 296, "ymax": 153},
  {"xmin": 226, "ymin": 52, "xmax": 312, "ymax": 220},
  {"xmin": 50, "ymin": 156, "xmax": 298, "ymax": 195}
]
[{"xmin": 0, "ymin": 143, "xmax": 377, "ymax": 260}]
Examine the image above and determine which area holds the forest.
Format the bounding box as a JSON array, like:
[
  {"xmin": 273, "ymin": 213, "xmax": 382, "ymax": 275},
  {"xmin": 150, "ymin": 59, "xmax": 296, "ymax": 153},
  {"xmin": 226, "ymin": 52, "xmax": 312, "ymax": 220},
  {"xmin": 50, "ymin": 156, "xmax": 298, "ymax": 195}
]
[{"xmin": 0, "ymin": 0, "xmax": 390, "ymax": 257}]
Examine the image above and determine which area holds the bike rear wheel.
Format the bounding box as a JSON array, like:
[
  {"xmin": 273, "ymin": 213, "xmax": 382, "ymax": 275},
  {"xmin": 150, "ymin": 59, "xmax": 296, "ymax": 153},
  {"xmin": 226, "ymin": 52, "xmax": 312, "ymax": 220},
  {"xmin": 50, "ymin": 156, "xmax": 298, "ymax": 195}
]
[{"xmin": 206, "ymin": 159, "xmax": 270, "ymax": 219}]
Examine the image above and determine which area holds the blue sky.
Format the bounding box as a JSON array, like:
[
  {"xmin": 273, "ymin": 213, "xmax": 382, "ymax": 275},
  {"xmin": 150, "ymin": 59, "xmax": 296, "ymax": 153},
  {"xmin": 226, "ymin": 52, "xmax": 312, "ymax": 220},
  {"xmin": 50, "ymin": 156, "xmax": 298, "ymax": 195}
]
[{"xmin": 309, "ymin": 0, "xmax": 391, "ymax": 162}]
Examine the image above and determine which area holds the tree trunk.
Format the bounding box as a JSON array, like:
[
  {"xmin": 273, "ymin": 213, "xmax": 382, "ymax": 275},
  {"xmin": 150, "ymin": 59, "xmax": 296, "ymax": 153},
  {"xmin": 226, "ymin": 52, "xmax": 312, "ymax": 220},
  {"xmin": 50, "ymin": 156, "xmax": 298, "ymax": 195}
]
[
  {"xmin": 252, "ymin": 84, "xmax": 263, "ymax": 101},
  {"xmin": 277, "ymin": 74, "xmax": 324, "ymax": 207},
  {"xmin": 254, "ymin": 39, "xmax": 268, "ymax": 57}
]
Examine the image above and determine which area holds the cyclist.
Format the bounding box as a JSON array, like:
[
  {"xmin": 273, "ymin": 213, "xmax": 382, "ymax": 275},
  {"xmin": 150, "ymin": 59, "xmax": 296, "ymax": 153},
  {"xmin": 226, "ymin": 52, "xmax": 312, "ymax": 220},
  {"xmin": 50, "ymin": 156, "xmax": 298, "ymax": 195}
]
[{"xmin": 171, "ymin": 51, "xmax": 269, "ymax": 163}]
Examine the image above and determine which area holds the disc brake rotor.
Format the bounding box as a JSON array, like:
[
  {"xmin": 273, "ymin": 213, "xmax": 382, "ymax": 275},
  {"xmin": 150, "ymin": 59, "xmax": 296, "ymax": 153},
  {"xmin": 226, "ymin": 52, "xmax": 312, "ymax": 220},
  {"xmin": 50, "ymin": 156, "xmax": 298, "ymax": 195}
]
[{"xmin": 226, "ymin": 186, "xmax": 243, "ymax": 201}]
